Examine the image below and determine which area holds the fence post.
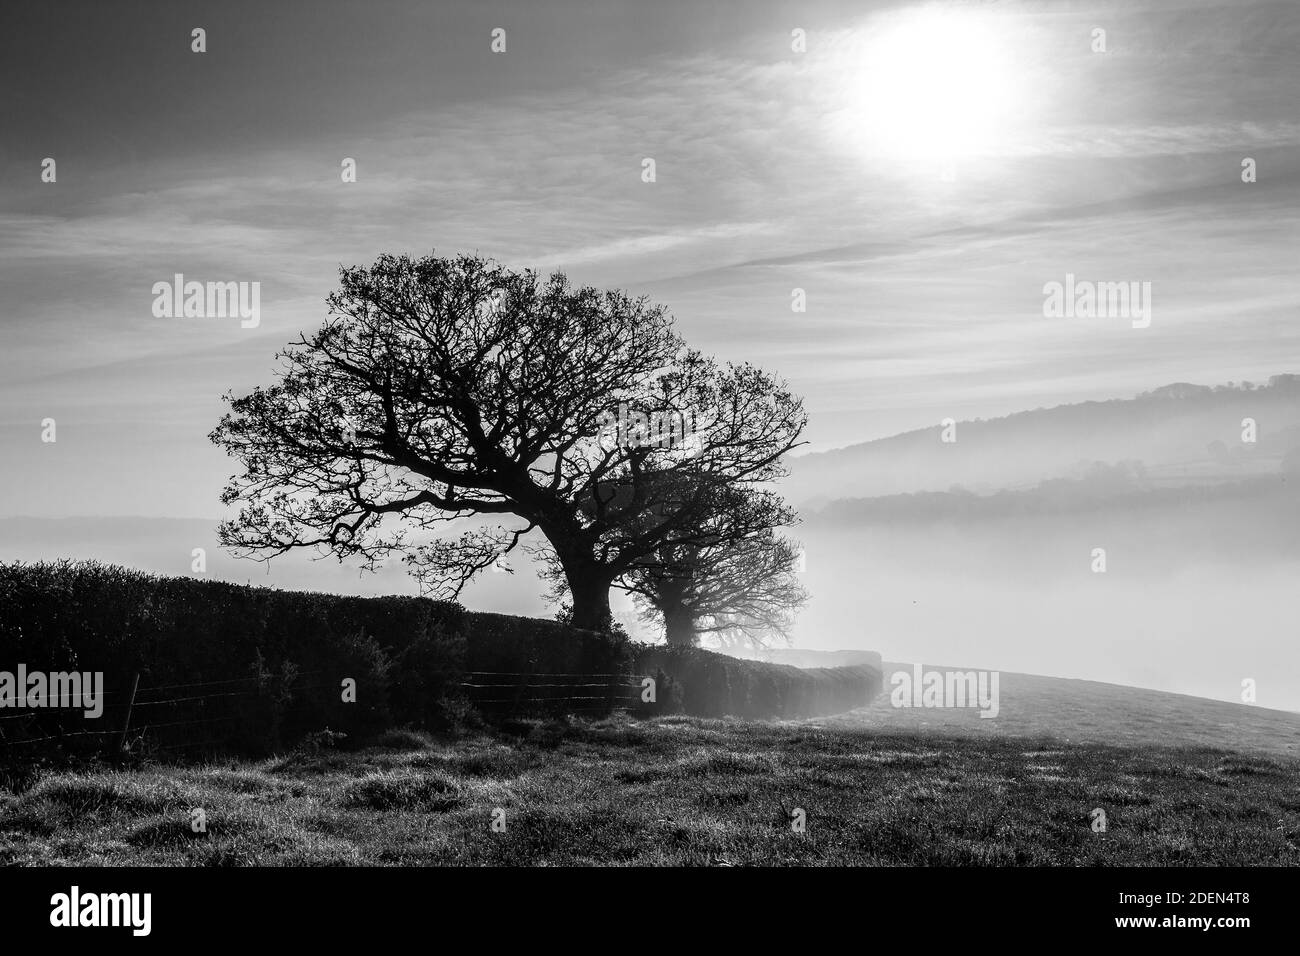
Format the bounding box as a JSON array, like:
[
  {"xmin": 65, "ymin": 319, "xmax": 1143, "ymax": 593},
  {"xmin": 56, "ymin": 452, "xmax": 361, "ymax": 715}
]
[{"xmin": 117, "ymin": 673, "xmax": 140, "ymax": 754}]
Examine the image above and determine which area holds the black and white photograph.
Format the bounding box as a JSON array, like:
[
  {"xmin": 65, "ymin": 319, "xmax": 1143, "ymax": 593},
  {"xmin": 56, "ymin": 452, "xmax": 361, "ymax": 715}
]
[{"xmin": 0, "ymin": 0, "xmax": 1295, "ymax": 938}]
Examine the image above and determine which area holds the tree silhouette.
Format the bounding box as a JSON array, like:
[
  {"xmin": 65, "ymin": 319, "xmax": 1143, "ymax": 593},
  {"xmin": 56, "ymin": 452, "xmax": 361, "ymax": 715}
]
[
  {"xmin": 627, "ymin": 502, "xmax": 807, "ymax": 648},
  {"xmin": 210, "ymin": 253, "xmax": 806, "ymax": 631},
  {"xmin": 643, "ymin": 539, "xmax": 807, "ymax": 648},
  {"xmin": 542, "ymin": 477, "xmax": 806, "ymax": 646}
]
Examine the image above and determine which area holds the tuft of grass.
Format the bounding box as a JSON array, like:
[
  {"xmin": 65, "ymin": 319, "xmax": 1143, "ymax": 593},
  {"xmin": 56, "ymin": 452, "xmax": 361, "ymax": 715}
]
[
  {"xmin": 341, "ymin": 769, "xmax": 464, "ymax": 812},
  {"xmin": 678, "ymin": 752, "xmax": 773, "ymax": 777},
  {"xmin": 409, "ymin": 747, "xmax": 529, "ymax": 779},
  {"xmin": 370, "ymin": 728, "xmax": 437, "ymax": 751},
  {"xmin": 22, "ymin": 775, "xmax": 185, "ymax": 816}
]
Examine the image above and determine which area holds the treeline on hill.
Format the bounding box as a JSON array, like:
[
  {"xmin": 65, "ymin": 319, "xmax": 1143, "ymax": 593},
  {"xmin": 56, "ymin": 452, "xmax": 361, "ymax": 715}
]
[
  {"xmin": 808, "ymin": 470, "xmax": 1300, "ymax": 525},
  {"xmin": 0, "ymin": 562, "xmax": 878, "ymax": 761}
]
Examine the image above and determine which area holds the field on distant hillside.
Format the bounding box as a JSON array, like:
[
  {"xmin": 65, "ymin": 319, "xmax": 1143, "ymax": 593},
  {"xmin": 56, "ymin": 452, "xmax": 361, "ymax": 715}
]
[{"xmin": 3, "ymin": 668, "xmax": 1299, "ymax": 866}]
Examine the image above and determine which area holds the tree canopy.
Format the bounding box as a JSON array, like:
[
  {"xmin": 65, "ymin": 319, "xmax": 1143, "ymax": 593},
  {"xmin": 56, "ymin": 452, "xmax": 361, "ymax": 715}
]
[{"xmin": 211, "ymin": 253, "xmax": 806, "ymax": 632}]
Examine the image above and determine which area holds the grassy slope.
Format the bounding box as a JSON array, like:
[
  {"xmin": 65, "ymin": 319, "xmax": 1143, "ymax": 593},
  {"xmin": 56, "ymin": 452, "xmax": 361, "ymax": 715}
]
[
  {"xmin": 863, "ymin": 663, "xmax": 1300, "ymax": 759},
  {"xmin": 3, "ymin": 672, "xmax": 1299, "ymax": 866}
]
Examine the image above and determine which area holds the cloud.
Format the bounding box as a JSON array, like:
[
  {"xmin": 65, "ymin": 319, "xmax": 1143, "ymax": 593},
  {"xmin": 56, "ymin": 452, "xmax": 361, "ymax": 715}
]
[{"xmin": 2, "ymin": 0, "xmax": 1298, "ymax": 509}]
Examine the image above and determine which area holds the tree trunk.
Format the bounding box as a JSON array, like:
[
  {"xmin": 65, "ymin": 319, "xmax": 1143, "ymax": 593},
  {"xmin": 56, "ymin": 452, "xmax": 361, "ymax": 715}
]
[
  {"xmin": 542, "ymin": 519, "xmax": 616, "ymax": 633},
  {"xmin": 567, "ymin": 569, "xmax": 614, "ymax": 633},
  {"xmin": 659, "ymin": 579, "xmax": 697, "ymax": 646},
  {"xmin": 663, "ymin": 607, "xmax": 697, "ymax": 646}
]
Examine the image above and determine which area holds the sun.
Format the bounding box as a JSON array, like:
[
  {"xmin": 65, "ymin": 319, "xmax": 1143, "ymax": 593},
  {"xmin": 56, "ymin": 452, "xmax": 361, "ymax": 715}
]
[{"xmin": 836, "ymin": 7, "xmax": 1020, "ymax": 165}]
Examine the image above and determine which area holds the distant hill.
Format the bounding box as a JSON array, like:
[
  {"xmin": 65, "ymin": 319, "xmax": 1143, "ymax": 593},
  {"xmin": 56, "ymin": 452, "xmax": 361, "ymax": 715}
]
[
  {"xmin": 787, "ymin": 374, "xmax": 1300, "ymax": 506},
  {"xmin": 805, "ymin": 468, "xmax": 1299, "ymax": 533}
]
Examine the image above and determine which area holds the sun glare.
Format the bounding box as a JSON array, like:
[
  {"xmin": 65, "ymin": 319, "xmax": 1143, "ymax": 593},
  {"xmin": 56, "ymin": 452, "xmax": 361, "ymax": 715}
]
[{"xmin": 837, "ymin": 7, "xmax": 1020, "ymax": 164}]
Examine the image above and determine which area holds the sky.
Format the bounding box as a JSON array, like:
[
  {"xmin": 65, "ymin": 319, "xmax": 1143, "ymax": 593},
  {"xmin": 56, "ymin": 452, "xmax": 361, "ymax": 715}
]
[{"xmin": 2, "ymin": 0, "xmax": 1299, "ymax": 521}]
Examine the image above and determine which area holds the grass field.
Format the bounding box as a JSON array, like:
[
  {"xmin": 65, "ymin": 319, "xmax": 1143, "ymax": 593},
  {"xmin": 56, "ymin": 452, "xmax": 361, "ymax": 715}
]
[
  {"xmin": 3, "ymin": 667, "xmax": 1299, "ymax": 866},
  {"xmin": 867, "ymin": 662, "xmax": 1300, "ymax": 759}
]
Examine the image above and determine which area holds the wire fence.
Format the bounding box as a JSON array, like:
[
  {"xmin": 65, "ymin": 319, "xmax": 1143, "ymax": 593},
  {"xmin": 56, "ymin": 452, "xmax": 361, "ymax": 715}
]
[
  {"xmin": 458, "ymin": 671, "xmax": 647, "ymax": 714},
  {"xmin": 0, "ymin": 670, "xmax": 330, "ymax": 756},
  {"xmin": 0, "ymin": 668, "xmax": 650, "ymax": 757}
]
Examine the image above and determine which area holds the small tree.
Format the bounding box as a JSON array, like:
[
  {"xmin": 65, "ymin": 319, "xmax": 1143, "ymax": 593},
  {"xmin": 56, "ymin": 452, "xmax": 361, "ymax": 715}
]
[
  {"xmin": 543, "ymin": 478, "xmax": 807, "ymax": 647},
  {"xmin": 631, "ymin": 531, "xmax": 808, "ymax": 648},
  {"xmin": 210, "ymin": 253, "xmax": 805, "ymax": 631}
]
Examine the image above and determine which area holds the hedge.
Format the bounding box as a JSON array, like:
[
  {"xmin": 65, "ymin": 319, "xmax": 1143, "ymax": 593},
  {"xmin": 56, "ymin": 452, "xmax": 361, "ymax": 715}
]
[
  {"xmin": 460, "ymin": 611, "xmax": 635, "ymax": 716},
  {"xmin": 0, "ymin": 561, "xmax": 629, "ymax": 758},
  {"xmin": 634, "ymin": 644, "xmax": 882, "ymax": 719},
  {"xmin": 0, "ymin": 561, "xmax": 877, "ymax": 763}
]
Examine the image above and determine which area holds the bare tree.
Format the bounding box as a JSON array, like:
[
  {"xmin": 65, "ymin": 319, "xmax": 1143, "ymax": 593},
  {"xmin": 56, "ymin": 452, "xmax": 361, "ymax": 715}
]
[
  {"xmin": 210, "ymin": 253, "xmax": 806, "ymax": 631},
  {"xmin": 630, "ymin": 529, "xmax": 808, "ymax": 649},
  {"xmin": 550, "ymin": 474, "xmax": 806, "ymax": 645}
]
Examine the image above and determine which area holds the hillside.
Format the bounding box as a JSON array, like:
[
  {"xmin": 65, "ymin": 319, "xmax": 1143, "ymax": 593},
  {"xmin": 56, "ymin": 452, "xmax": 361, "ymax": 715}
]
[
  {"xmin": 861, "ymin": 664, "xmax": 1300, "ymax": 758},
  {"xmin": 787, "ymin": 374, "xmax": 1300, "ymax": 506}
]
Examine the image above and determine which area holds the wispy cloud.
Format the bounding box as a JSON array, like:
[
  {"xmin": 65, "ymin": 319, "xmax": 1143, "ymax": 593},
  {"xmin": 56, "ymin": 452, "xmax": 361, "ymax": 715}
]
[{"xmin": 1, "ymin": 0, "xmax": 1297, "ymax": 516}]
